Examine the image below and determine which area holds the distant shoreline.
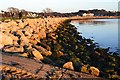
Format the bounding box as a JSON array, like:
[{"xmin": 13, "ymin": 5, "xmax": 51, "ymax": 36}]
[
  {"xmin": 69, "ymin": 16, "xmax": 120, "ymax": 20},
  {"xmin": 0, "ymin": 16, "xmax": 120, "ymax": 22}
]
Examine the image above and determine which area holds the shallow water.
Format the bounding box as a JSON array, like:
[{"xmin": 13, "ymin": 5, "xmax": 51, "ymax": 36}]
[{"xmin": 71, "ymin": 19, "xmax": 119, "ymax": 53}]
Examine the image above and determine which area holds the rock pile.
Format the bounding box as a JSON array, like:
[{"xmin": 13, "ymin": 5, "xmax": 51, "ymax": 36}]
[
  {"xmin": 0, "ymin": 18, "xmax": 66, "ymax": 60},
  {"xmin": 0, "ymin": 18, "xmax": 101, "ymax": 78},
  {"xmin": 1, "ymin": 53, "xmax": 100, "ymax": 79},
  {"xmin": 1, "ymin": 17, "xmax": 119, "ymax": 79},
  {"xmin": 63, "ymin": 61, "xmax": 74, "ymax": 70}
]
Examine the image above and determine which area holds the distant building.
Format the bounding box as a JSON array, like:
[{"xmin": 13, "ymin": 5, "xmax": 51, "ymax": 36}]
[
  {"xmin": 82, "ymin": 13, "xmax": 94, "ymax": 16},
  {"xmin": 27, "ymin": 12, "xmax": 39, "ymax": 18}
]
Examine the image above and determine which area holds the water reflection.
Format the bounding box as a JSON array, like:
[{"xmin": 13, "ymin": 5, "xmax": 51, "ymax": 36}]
[
  {"xmin": 71, "ymin": 19, "xmax": 109, "ymax": 25},
  {"xmin": 71, "ymin": 19, "xmax": 118, "ymax": 53}
]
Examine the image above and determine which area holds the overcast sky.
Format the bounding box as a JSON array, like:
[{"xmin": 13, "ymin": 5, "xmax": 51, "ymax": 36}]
[{"xmin": 0, "ymin": 0, "xmax": 119, "ymax": 13}]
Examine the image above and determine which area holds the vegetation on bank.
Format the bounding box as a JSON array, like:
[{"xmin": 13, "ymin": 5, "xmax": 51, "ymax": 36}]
[{"xmin": 39, "ymin": 20, "xmax": 120, "ymax": 79}]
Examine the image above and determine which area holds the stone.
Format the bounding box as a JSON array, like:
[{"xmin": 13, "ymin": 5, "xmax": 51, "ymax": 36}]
[
  {"xmin": 8, "ymin": 21, "xmax": 18, "ymax": 29},
  {"xmin": 46, "ymin": 51, "xmax": 52, "ymax": 56},
  {"xmin": 24, "ymin": 30, "xmax": 31, "ymax": 37},
  {"xmin": 20, "ymin": 35, "xmax": 29, "ymax": 44},
  {"xmin": 9, "ymin": 34, "xmax": 19, "ymax": 45},
  {"xmin": 18, "ymin": 21, "xmax": 25, "ymax": 28},
  {"xmin": 63, "ymin": 62, "xmax": 74, "ymax": 70},
  {"xmin": 38, "ymin": 29, "xmax": 46, "ymax": 38},
  {"xmin": 89, "ymin": 66, "xmax": 100, "ymax": 76},
  {"xmin": 81, "ymin": 65, "xmax": 89, "ymax": 73},
  {"xmin": 0, "ymin": 33, "xmax": 13, "ymax": 45},
  {"xmin": 34, "ymin": 45, "xmax": 52, "ymax": 56},
  {"xmin": 19, "ymin": 53, "xmax": 28, "ymax": 57},
  {"xmin": 3, "ymin": 45, "xmax": 24, "ymax": 52},
  {"xmin": 31, "ymin": 48, "xmax": 44, "ymax": 60}
]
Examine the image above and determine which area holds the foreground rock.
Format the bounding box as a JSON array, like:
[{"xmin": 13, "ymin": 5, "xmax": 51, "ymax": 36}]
[
  {"xmin": 34, "ymin": 45, "xmax": 52, "ymax": 56},
  {"xmin": 31, "ymin": 48, "xmax": 44, "ymax": 60},
  {"xmin": 63, "ymin": 61, "xmax": 74, "ymax": 70},
  {"xmin": 3, "ymin": 45, "xmax": 24, "ymax": 52},
  {"xmin": 89, "ymin": 66, "xmax": 100, "ymax": 76},
  {"xmin": 1, "ymin": 53, "xmax": 102, "ymax": 79},
  {"xmin": 81, "ymin": 65, "xmax": 100, "ymax": 76}
]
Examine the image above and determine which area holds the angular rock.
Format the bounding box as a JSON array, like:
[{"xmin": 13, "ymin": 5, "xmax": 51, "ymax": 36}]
[
  {"xmin": 31, "ymin": 48, "xmax": 44, "ymax": 60},
  {"xmin": 63, "ymin": 61, "xmax": 74, "ymax": 70},
  {"xmin": 89, "ymin": 66, "xmax": 100, "ymax": 76},
  {"xmin": 0, "ymin": 33, "xmax": 13, "ymax": 45},
  {"xmin": 9, "ymin": 34, "xmax": 19, "ymax": 45},
  {"xmin": 38, "ymin": 29, "xmax": 46, "ymax": 38},
  {"xmin": 34, "ymin": 45, "xmax": 52, "ymax": 56},
  {"xmin": 19, "ymin": 53, "xmax": 28, "ymax": 57},
  {"xmin": 20, "ymin": 35, "xmax": 29, "ymax": 45},
  {"xmin": 81, "ymin": 65, "xmax": 89, "ymax": 73},
  {"xmin": 17, "ymin": 20, "xmax": 25, "ymax": 28},
  {"xmin": 3, "ymin": 45, "xmax": 24, "ymax": 53},
  {"xmin": 23, "ymin": 30, "xmax": 31, "ymax": 37}
]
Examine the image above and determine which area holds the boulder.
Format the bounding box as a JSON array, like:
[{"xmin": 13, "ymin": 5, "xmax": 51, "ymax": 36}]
[
  {"xmin": 34, "ymin": 45, "xmax": 52, "ymax": 56},
  {"xmin": 89, "ymin": 66, "xmax": 100, "ymax": 76},
  {"xmin": 81, "ymin": 65, "xmax": 89, "ymax": 73},
  {"xmin": 31, "ymin": 48, "xmax": 44, "ymax": 60},
  {"xmin": 20, "ymin": 35, "xmax": 29, "ymax": 46},
  {"xmin": 3, "ymin": 45, "xmax": 24, "ymax": 53},
  {"xmin": 24, "ymin": 26, "xmax": 33, "ymax": 34},
  {"xmin": 63, "ymin": 61, "xmax": 74, "ymax": 70},
  {"xmin": 48, "ymin": 33, "xmax": 56, "ymax": 39},
  {"xmin": 0, "ymin": 33, "xmax": 13, "ymax": 45},
  {"xmin": 9, "ymin": 34, "xmax": 19, "ymax": 45},
  {"xmin": 23, "ymin": 30, "xmax": 31, "ymax": 37},
  {"xmin": 18, "ymin": 21, "xmax": 25, "ymax": 28},
  {"xmin": 8, "ymin": 21, "xmax": 18, "ymax": 29},
  {"xmin": 19, "ymin": 53, "xmax": 28, "ymax": 57},
  {"xmin": 38, "ymin": 29, "xmax": 46, "ymax": 39}
]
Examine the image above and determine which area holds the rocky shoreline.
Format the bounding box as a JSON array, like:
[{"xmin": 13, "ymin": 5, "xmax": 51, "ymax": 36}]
[{"xmin": 0, "ymin": 17, "xmax": 120, "ymax": 79}]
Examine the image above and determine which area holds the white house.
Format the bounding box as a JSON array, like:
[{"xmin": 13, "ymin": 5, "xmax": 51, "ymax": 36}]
[
  {"xmin": 82, "ymin": 13, "xmax": 94, "ymax": 17},
  {"xmin": 27, "ymin": 12, "xmax": 39, "ymax": 18}
]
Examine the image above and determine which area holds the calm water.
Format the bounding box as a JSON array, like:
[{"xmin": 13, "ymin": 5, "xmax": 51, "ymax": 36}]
[{"xmin": 71, "ymin": 19, "xmax": 119, "ymax": 53}]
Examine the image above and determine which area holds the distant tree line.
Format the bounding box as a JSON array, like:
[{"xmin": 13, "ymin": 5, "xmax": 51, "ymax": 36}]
[
  {"xmin": 39, "ymin": 9, "xmax": 120, "ymax": 17},
  {"xmin": 0, "ymin": 7, "xmax": 120, "ymax": 19},
  {"xmin": 1, "ymin": 7, "xmax": 28, "ymax": 19}
]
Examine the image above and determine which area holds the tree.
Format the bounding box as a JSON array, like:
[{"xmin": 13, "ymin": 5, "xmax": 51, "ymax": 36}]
[
  {"xmin": 7, "ymin": 7, "xmax": 20, "ymax": 18},
  {"xmin": 21, "ymin": 9, "xmax": 28, "ymax": 17},
  {"xmin": 43, "ymin": 8, "xmax": 53, "ymax": 13}
]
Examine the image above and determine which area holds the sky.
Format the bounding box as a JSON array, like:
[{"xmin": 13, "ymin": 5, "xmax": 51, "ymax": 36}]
[{"xmin": 0, "ymin": 0, "xmax": 119, "ymax": 13}]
